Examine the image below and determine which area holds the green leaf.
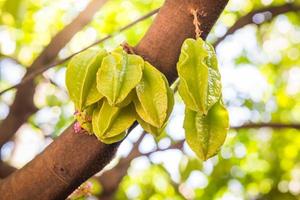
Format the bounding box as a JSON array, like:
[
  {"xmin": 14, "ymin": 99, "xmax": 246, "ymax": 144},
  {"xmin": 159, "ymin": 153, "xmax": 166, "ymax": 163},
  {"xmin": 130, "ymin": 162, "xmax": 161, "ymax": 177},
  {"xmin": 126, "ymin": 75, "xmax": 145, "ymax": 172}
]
[
  {"xmin": 66, "ymin": 48, "xmax": 106, "ymax": 111},
  {"xmin": 134, "ymin": 62, "xmax": 168, "ymax": 128},
  {"xmin": 97, "ymin": 47, "xmax": 143, "ymax": 106},
  {"xmin": 177, "ymin": 38, "xmax": 221, "ymax": 114},
  {"xmin": 184, "ymin": 100, "xmax": 229, "ymax": 161},
  {"xmin": 92, "ymin": 100, "xmax": 136, "ymax": 143}
]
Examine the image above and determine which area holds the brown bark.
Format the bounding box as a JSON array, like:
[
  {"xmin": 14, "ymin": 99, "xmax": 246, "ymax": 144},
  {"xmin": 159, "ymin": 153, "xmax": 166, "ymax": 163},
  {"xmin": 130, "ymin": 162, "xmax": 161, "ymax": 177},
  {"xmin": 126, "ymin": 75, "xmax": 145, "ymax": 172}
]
[
  {"xmin": 1, "ymin": 120, "xmax": 299, "ymax": 175},
  {"xmin": 1, "ymin": 120, "xmax": 298, "ymax": 187},
  {"xmin": 0, "ymin": 0, "xmax": 108, "ymax": 148},
  {"xmin": 134, "ymin": 0, "xmax": 228, "ymax": 82},
  {"xmin": 0, "ymin": 0, "xmax": 228, "ymax": 199},
  {"xmin": 0, "ymin": 125, "xmax": 120, "ymax": 200},
  {"xmin": 1, "ymin": 2, "xmax": 299, "ymax": 181},
  {"xmin": 0, "ymin": 161, "xmax": 16, "ymax": 179},
  {"xmin": 96, "ymin": 3, "xmax": 300, "ymax": 196},
  {"xmin": 1, "ymin": 2, "xmax": 299, "ymax": 152}
]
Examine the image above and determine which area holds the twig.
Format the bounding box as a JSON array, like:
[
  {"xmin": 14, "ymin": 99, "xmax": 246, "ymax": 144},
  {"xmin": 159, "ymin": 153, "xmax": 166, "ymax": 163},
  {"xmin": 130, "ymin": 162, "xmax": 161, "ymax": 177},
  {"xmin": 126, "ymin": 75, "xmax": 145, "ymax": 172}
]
[
  {"xmin": 214, "ymin": 3, "xmax": 300, "ymax": 47},
  {"xmin": 0, "ymin": 8, "xmax": 159, "ymax": 96},
  {"xmin": 0, "ymin": 54, "xmax": 23, "ymax": 66},
  {"xmin": 232, "ymin": 123, "xmax": 300, "ymax": 130}
]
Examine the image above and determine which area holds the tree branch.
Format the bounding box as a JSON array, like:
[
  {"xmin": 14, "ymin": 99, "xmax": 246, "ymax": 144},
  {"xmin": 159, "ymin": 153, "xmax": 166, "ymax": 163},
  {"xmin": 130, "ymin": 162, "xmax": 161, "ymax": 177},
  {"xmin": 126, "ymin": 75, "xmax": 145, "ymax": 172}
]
[
  {"xmin": 3, "ymin": 3, "xmax": 300, "ymax": 96},
  {"xmin": 214, "ymin": 3, "xmax": 300, "ymax": 47},
  {"xmin": 3, "ymin": 2, "xmax": 300, "ymax": 96},
  {"xmin": 0, "ymin": 8, "xmax": 159, "ymax": 97},
  {"xmin": 96, "ymin": 121, "xmax": 300, "ymax": 199},
  {"xmin": 0, "ymin": 54, "xmax": 23, "ymax": 66},
  {"xmin": 97, "ymin": 135, "xmax": 183, "ymax": 200},
  {"xmin": 0, "ymin": 1, "xmax": 228, "ymax": 199},
  {"xmin": 0, "ymin": 7, "xmax": 159, "ymax": 153},
  {"xmin": 0, "ymin": 0, "xmax": 108, "ymax": 149},
  {"xmin": 232, "ymin": 123, "xmax": 300, "ymax": 130},
  {"xmin": 0, "ymin": 121, "xmax": 297, "ymax": 193},
  {"xmin": 95, "ymin": 9, "xmax": 300, "ymax": 190},
  {"xmin": 96, "ymin": 133, "xmax": 145, "ymax": 200},
  {"xmin": 0, "ymin": 161, "xmax": 16, "ymax": 179}
]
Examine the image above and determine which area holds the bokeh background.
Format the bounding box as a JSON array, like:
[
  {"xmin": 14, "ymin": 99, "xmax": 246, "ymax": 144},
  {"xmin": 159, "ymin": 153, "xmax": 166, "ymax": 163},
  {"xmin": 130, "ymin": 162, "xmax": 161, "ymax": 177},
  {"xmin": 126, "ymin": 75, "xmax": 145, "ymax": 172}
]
[{"xmin": 1, "ymin": 0, "xmax": 300, "ymax": 199}]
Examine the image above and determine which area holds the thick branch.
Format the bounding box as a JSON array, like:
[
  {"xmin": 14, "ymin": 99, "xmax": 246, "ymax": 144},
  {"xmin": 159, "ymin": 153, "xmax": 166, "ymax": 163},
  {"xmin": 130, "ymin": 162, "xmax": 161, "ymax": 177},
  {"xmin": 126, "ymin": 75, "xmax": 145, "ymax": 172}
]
[
  {"xmin": 0, "ymin": 120, "xmax": 297, "ymax": 192},
  {"xmin": 3, "ymin": 2, "xmax": 300, "ymax": 96},
  {"xmin": 0, "ymin": 0, "xmax": 107, "ymax": 148},
  {"xmin": 3, "ymin": 3, "xmax": 300, "ymax": 96},
  {"xmin": 214, "ymin": 3, "xmax": 300, "ymax": 47},
  {"xmin": 0, "ymin": 0, "xmax": 228, "ymax": 199},
  {"xmin": 134, "ymin": 0, "xmax": 228, "ymax": 82},
  {"xmin": 0, "ymin": 126, "xmax": 120, "ymax": 199},
  {"xmin": 0, "ymin": 161, "xmax": 16, "ymax": 179}
]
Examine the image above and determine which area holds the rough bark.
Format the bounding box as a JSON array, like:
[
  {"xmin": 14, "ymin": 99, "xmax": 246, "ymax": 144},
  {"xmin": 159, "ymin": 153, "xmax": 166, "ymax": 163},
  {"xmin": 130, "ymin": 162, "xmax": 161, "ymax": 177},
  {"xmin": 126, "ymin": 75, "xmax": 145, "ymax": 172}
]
[
  {"xmin": 0, "ymin": 125, "xmax": 120, "ymax": 199},
  {"xmin": 134, "ymin": 0, "xmax": 228, "ymax": 82},
  {"xmin": 1, "ymin": 2, "xmax": 299, "ymax": 182},
  {"xmin": 1, "ymin": 120, "xmax": 299, "ymax": 178},
  {"xmin": 0, "ymin": 0, "xmax": 108, "ymax": 148},
  {"xmin": 0, "ymin": 161, "xmax": 16, "ymax": 179},
  {"xmin": 0, "ymin": 0, "xmax": 228, "ymax": 199}
]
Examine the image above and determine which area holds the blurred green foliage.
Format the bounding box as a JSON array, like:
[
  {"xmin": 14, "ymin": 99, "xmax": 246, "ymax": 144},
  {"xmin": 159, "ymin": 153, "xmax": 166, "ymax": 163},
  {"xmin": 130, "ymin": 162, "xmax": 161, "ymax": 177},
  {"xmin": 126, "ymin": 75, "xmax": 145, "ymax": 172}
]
[{"xmin": 1, "ymin": 0, "xmax": 300, "ymax": 199}]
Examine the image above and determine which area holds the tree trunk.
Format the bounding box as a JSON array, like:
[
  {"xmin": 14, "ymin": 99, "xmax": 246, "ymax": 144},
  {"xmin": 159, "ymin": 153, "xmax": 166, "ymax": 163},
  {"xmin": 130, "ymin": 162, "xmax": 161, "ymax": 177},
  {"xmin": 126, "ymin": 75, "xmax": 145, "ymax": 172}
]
[{"xmin": 0, "ymin": 0, "xmax": 228, "ymax": 199}]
